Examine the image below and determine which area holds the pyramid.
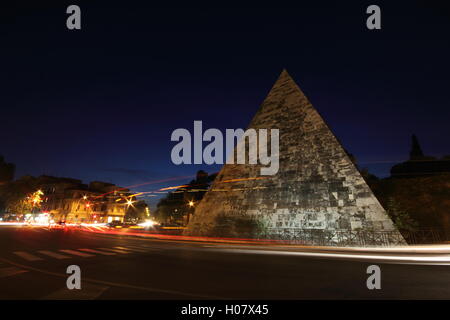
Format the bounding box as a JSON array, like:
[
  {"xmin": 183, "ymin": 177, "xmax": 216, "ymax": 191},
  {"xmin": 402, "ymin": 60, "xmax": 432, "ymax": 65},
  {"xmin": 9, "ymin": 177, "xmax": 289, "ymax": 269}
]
[{"xmin": 184, "ymin": 70, "xmax": 405, "ymax": 246}]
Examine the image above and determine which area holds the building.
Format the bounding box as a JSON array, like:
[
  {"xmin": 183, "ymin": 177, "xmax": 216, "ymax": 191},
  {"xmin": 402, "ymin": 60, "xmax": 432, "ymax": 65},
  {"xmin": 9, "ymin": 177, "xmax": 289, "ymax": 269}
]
[
  {"xmin": 390, "ymin": 134, "xmax": 450, "ymax": 178},
  {"xmin": 185, "ymin": 70, "xmax": 405, "ymax": 246},
  {"xmin": 39, "ymin": 176, "xmax": 134, "ymax": 223}
]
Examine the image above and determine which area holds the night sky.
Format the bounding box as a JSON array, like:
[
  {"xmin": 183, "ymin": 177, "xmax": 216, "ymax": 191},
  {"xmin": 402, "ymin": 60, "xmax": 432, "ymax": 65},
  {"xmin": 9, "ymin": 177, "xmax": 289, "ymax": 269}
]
[{"xmin": 1, "ymin": 1, "xmax": 450, "ymax": 208}]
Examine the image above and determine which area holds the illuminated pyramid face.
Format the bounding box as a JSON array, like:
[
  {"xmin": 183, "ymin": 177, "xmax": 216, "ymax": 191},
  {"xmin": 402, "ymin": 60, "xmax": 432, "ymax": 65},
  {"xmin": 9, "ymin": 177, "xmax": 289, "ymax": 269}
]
[{"xmin": 185, "ymin": 70, "xmax": 404, "ymax": 245}]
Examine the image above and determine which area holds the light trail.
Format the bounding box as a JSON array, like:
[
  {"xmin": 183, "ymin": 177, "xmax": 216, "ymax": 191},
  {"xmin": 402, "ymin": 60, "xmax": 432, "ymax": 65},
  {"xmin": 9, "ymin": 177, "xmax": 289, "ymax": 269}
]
[
  {"xmin": 122, "ymin": 176, "xmax": 267, "ymax": 196},
  {"xmin": 1, "ymin": 223, "xmax": 448, "ymax": 265},
  {"xmin": 73, "ymin": 225, "xmax": 450, "ymax": 265},
  {"xmin": 219, "ymin": 177, "xmax": 267, "ymax": 183},
  {"xmin": 92, "ymin": 175, "xmax": 196, "ymax": 199},
  {"xmin": 159, "ymin": 185, "xmax": 189, "ymax": 191},
  {"xmin": 218, "ymin": 248, "xmax": 450, "ymax": 265},
  {"xmin": 0, "ymin": 222, "xmax": 25, "ymax": 226}
]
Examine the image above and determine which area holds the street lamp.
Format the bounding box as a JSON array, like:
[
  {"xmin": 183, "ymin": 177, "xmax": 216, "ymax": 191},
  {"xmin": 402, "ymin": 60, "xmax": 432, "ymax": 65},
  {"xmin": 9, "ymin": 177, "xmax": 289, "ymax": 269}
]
[{"xmin": 186, "ymin": 200, "xmax": 195, "ymax": 226}]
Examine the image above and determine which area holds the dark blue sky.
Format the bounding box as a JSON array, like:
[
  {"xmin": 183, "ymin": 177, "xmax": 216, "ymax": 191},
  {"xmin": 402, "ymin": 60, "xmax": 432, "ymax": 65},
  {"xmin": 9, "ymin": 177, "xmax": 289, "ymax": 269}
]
[{"xmin": 1, "ymin": 1, "xmax": 450, "ymax": 208}]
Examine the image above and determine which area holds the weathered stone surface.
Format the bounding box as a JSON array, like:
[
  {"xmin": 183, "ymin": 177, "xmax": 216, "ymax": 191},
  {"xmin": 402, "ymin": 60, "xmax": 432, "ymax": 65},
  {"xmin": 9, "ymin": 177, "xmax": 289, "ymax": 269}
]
[{"xmin": 184, "ymin": 70, "xmax": 405, "ymax": 246}]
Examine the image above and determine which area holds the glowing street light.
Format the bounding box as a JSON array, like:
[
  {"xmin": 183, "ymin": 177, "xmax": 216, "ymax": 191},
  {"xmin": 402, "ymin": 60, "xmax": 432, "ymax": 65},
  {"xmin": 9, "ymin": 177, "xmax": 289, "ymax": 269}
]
[
  {"xmin": 188, "ymin": 200, "xmax": 195, "ymax": 207},
  {"xmin": 29, "ymin": 189, "xmax": 44, "ymax": 207}
]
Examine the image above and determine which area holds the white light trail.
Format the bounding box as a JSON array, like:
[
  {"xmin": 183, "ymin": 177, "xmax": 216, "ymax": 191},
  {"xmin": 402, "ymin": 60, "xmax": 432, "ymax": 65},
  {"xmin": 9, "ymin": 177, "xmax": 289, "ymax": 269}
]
[{"xmin": 218, "ymin": 248, "xmax": 450, "ymax": 265}]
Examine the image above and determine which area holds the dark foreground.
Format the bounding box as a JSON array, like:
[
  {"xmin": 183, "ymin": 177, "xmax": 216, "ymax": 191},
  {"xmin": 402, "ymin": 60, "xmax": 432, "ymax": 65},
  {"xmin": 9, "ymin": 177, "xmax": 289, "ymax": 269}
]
[{"xmin": 0, "ymin": 225, "xmax": 449, "ymax": 299}]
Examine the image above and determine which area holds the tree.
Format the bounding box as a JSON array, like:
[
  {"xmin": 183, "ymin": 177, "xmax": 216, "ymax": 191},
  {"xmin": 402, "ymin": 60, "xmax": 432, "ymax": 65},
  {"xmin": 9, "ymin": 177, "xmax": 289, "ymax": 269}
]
[
  {"xmin": 155, "ymin": 193, "xmax": 185, "ymax": 223},
  {"xmin": 6, "ymin": 198, "xmax": 32, "ymax": 216},
  {"xmin": 0, "ymin": 175, "xmax": 40, "ymax": 217},
  {"xmin": 155, "ymin": 170, "xmax": 217, "ymax": 224},
  {"xmin": 124, "ymin": 200, "xmax": 148, "ymax": 222},
  {"xmin": 0, "ymin": 155, "xmax": 15, "ymax": 183},
  {"xmin": 410, "ymin": 134, "xmax": 425, "ymax": 160},
  {"xmin": 385, "ymin": 197, "xmax": 419, "ymax": 232}
]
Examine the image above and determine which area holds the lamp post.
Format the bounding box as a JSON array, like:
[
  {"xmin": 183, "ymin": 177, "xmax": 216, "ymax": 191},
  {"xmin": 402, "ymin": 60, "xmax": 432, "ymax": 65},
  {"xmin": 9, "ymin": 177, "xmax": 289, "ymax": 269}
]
[{"xmin": 186, "ymin": 200, "xmax": 195, "ymax": 225}]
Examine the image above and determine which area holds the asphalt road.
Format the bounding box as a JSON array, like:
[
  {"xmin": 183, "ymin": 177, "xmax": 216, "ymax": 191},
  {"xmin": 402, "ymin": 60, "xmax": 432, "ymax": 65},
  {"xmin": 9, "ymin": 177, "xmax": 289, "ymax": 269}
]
[{"xmin": 0, "ymin": 225, "xmax": 449, "ymax": 300}]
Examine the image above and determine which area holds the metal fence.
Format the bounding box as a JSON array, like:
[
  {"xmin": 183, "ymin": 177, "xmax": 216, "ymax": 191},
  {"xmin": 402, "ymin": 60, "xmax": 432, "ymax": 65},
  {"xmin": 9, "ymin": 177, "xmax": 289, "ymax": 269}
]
[
  {"xmin": 253, "ymin": 228, "xmax": 449, "ymax": 247},
  {"xmin": 400, "ymin": 229, "xmax": 448, "ymax": 245}
]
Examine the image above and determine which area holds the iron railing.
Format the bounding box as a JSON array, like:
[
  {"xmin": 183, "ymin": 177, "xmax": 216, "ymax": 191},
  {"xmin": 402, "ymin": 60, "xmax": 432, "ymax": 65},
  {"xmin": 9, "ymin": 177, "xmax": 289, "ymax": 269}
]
[{"xmin": 251, "ymin": 228, "xmax": 449, "ymax": 247}]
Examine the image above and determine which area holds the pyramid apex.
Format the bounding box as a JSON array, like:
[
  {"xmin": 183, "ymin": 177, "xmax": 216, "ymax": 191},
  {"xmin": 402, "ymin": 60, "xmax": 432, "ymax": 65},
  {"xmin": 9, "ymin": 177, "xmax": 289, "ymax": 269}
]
[
  {"xmin": 279, "ymin": 68, "xmax": 291, "ymax": 77},
  {"xmin": 276, "ymin": 69, "xmax": 298, "ymax": 85},
  {"xmin": 268, "ymin": 69, "xmax": 306, "ymax": 99}
]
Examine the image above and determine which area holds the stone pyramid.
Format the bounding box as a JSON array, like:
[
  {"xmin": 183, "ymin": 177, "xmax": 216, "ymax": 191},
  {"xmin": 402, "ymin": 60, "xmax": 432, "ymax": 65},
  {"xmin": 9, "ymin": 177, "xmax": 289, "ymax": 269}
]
[{"xmin": 184, "ymin": 70, "xmax": 405, "ymax": 246}]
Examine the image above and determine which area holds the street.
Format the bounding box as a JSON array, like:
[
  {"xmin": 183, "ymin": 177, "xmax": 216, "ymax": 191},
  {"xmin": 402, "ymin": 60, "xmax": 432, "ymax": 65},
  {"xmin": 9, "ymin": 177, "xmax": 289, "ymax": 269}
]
[{"xmin": 0, "ymin": 225, "xmax": 449, "ymax": 300}]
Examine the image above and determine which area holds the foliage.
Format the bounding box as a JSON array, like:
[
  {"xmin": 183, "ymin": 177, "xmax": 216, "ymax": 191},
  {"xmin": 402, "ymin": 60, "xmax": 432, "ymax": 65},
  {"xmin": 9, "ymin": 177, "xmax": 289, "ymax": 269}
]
[
  {"xmin": 155, "ymin": 170, "xmax": 217, "ymax": 223},
  {"xmin": 369, "ymin": 174, "xmax": 450, "ymax": 229},
  {"xmin": 124, "ymin": 200, "xmax": 149, "ymax": 222},
  {"xmin": 385, "ymin": 197, "xmax": 419, "ymax": 232},
  {"xmin": 0, "ymin": 176, "xmax": 39, "ymax": 215},
  {"xmin": 6, "ymin": 198, "xmax": 33, "ymax": 216}
]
